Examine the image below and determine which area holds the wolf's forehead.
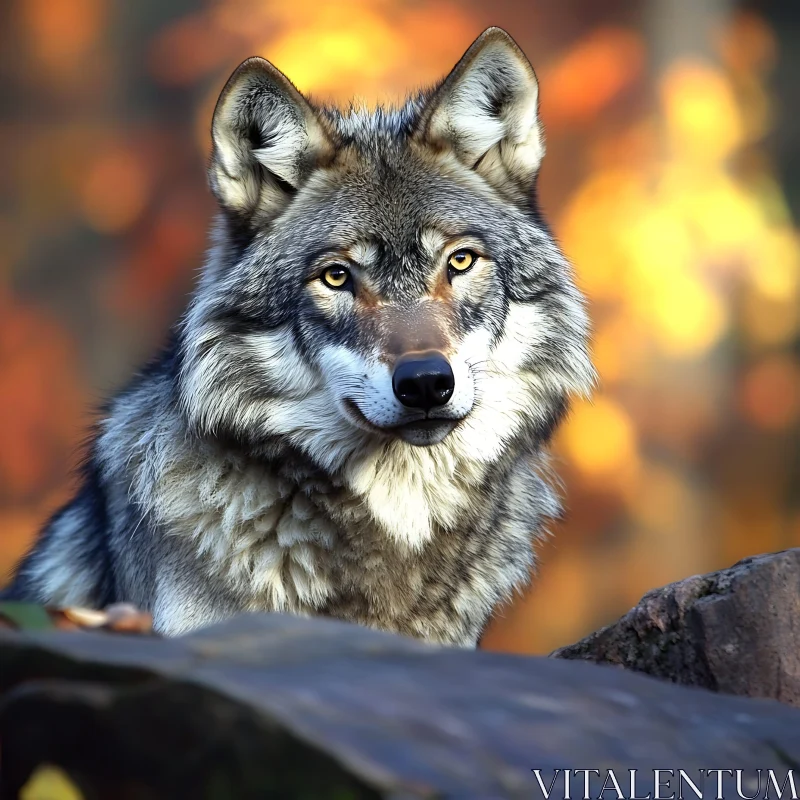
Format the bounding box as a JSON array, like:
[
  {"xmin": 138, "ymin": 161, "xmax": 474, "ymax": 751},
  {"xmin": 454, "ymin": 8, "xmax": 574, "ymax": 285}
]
[
  {"xmin": 342, "ymin": 229, "xmax": 445, "ymax": 265},
  {"xmin": 271, "ymin": 112, "xmax": 517, "ymax": 292},
  {"xmin": 325, "ymin": 99, "xmax": 425, "ymax": 143},
  {"xmin": 307, "ymin": 144, "xmax": 491, "ymax": 243},
  {"xmin": 288, "ymin": 152, "xmax": 471, "ymax": 258}
]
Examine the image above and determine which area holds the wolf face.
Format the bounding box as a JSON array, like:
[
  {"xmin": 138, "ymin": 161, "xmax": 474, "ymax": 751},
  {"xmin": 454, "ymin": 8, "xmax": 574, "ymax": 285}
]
[{"xmin": 178, "ymin": 27, "xmax": 594, "ymax": 546}]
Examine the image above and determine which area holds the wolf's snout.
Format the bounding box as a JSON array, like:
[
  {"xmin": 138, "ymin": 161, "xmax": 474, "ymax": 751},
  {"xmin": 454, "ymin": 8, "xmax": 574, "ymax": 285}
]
[{"xmin": 392, "ymin": 352, "xmax": 455, "ymax": 412}]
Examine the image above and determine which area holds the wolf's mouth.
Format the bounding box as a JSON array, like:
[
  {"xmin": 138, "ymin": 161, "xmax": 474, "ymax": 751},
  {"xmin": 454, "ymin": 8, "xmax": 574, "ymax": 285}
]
[
  {"xmin": 392, "ymin": 418, "xmax": 459, "ymax": 446},
  {"xmin": 393, "ymin": 419, "xmax": 452, "ymax": 431},
  {"xmin": 342, "ymin": 398, "xmax": 460, "ymax": 445}
]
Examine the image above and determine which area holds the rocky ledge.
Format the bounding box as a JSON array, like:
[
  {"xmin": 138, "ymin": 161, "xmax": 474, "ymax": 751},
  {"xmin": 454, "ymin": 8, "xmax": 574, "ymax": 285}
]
[
  {"xmin": 1, "ymin": 550, "xmax": 799, "ymax": 798},
  {"xmin": 552, "ymin": 548, "xmax": 800, "ymax": 708}
]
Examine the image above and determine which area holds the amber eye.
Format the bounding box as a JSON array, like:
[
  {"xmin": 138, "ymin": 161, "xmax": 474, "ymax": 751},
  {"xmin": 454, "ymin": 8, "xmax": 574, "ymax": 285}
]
[
  {"xmin": 447, "ymin": 249, "xmax": 476, "ymax": 276},
  {"xmin": 321, "ymin": 265, "xmax": 351, "ymax": 290}
]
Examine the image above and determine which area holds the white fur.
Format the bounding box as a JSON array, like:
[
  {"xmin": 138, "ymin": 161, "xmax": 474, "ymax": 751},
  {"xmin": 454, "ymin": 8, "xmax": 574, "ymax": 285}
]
[
  {"xmin": 343, "ymin": 439, "xmax": 488, "ymax": 549},
  {"xmin": 246, "ymin": 329, "xmax": 322, "ymax": 398},
  {"xmin": 252, "ymin": 114, "xmax": 310, "ymax": 187},
  {"xmin": 128, "ymin": 433, "xmax": 336, "ymax": 613}
]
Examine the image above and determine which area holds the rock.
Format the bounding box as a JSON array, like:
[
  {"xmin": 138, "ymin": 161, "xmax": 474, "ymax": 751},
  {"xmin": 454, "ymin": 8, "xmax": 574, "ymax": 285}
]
[
  {"xmin": 552, "ymin": 548, "xmax": 800, "ymax": 707},
  {"xmin": 2, "ymin": 611, "xmax": 800, "ymax": 798}
]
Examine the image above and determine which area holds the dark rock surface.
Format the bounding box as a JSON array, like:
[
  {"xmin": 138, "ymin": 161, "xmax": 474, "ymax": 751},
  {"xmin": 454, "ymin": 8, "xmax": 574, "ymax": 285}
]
[
  {"xmin": 552, "ymin": 548, "xmax": 800, "ymax": 708},
  {"xmin": 2, "ymin": 611, "xmax": 800, "ymax": 799}
]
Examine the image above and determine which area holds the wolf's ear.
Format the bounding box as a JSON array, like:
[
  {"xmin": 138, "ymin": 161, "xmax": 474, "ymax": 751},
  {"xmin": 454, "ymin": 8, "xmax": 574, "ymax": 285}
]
[
  {"xmin": 417, "ymin": 28, "xmax": 543, "ymax": 203},
  {"xmin": 209, "ymin": 57, "xmax": 335, "ymax": 220}
]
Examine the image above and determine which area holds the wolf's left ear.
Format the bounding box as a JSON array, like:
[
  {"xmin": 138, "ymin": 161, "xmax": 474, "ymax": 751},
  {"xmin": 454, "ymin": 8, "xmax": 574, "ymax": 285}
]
[
  {"xmin": 417, "ymin": 28, "xmax": 543, "ymax": 204},
  {"xmin": 209, "ymin": 57, "xmax": 335, "ymax": 221}
]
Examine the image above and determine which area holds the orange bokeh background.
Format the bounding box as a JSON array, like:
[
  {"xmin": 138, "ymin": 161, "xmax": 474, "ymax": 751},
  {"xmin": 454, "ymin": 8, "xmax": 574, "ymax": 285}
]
[{"xmin": 1, "ymin": 0, "xmax": 798, "ymax": 653}]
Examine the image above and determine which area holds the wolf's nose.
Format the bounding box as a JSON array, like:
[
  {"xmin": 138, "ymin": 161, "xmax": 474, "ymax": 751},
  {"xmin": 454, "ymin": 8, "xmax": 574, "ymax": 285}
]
[{"xmin": 392, "ymin": 352, "xmax": 455, "ymax": 411}]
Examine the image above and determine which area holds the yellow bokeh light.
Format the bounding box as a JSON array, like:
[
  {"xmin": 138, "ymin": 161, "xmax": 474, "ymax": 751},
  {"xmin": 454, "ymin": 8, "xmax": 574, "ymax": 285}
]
[
  {"xmin": 660, "ymin": 60, "xmax": 743, "ymax": 161},
  {"xmin": 210, "ymin": 0, "xmax": 474, "ymax": 104},
  {"xmin": 749, "ymin": 229, "xmax": 800, "ymax": 301},
  {"xmin": 559, "ymin": 397, "xmax": 638, "ymax": 478},
  {"xmin": 268, "ymin": 18, "xmax": 404, "ymax": 99},
  {"xmin": 674, "ymin": 173, "xmax": 765, "ymax": 255},
  {"xmin": 648, "ymin": 273, "xmax": 728, "ymax": 358},
  {"xmin": 560, "ymin": 168, "xmax": 645, "ymax": 300}
]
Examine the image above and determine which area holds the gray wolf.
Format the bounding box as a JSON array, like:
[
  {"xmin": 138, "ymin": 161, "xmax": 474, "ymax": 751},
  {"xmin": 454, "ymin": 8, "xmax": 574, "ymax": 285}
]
[{"xmin": 3, "ymin": 27, "xmax": 595, "ymax": 646}]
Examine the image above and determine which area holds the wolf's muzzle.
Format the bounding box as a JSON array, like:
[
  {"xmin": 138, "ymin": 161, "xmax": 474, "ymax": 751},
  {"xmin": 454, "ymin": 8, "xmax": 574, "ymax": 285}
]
[{"xmin": 392, "ymin": 351, "xmax": 455, "ymax": 412}]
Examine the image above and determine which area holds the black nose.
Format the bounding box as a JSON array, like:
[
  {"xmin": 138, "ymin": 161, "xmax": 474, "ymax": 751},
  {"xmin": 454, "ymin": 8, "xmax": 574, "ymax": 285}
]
[{"xmin": 392, "ymin": 352, "xmax": 455, "ymax": 412}]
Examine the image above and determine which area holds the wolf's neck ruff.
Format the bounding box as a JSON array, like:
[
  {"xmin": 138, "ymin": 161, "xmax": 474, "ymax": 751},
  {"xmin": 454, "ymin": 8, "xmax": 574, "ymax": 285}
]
[
  {"xmin": 98, "ymin": 375, "xmax": 559, "ymax": 642},
  {"xmin": 6, "ymin": 28, "xmax": 595, "ymax": 646}
]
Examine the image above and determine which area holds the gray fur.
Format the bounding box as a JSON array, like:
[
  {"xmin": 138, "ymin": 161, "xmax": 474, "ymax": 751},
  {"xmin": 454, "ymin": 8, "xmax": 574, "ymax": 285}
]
[{"xmin": 4, "ymin": 28, "xmax": 595, "ymax": 647}]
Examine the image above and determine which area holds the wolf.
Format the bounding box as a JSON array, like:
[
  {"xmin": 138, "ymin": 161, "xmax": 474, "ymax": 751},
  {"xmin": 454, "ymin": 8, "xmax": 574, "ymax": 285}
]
[{"xmin": 3, "ymin": 27, "xmax": 594, "ymax": 646}]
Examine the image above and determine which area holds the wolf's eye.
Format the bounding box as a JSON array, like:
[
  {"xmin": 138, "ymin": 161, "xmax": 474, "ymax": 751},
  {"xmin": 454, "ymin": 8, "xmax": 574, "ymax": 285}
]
[
  {"xmin": 447, "ymin": 250, "xmax": 476, "ymax": 278},
  {"xmin": 321, "ymin": 265, "xmax": 351, "ymax": 291}
]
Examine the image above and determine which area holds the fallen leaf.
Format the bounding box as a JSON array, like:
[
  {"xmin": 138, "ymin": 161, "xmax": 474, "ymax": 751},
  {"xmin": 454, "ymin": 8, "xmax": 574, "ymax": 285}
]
[{"xmin": 20, "ymin": 765, "xmax": 84, "ymax": 800}]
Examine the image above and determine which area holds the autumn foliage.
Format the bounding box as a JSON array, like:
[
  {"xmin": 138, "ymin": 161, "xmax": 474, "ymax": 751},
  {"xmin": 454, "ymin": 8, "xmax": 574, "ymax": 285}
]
[{"xmin": 1, "ymin": 0, "xmax": 798, "ymax": 653}]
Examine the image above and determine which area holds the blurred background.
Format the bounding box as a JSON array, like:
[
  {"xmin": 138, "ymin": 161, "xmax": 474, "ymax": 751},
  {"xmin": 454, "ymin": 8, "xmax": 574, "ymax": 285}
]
[{"xmin": 0, "ymin": 0, "xmax": 797, "ymax": 654}]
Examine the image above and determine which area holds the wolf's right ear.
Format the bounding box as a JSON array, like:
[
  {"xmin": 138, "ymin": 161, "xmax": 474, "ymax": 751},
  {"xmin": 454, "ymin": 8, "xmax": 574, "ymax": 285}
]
[
  {"xmin": 209, "ymin": 57, "xmax": 335, "ymax": 221},
  {"xmin": 416, "ymin": 28, "xmax": 543, "ymax": 205}
]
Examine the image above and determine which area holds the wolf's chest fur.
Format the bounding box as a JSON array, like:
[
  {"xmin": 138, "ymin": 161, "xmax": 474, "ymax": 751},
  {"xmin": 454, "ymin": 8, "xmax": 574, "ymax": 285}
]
[{"xmin": 143, "ymin": 436, "xmax": 543, "ymax": 646}]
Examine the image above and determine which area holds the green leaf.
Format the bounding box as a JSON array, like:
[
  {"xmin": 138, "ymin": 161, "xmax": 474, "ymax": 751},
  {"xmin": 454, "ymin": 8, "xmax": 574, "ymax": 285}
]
[{"xmin": 0, "ymin": 602, "xmax": 56, "ymax": 631}]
